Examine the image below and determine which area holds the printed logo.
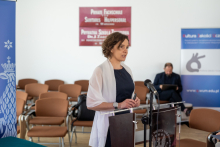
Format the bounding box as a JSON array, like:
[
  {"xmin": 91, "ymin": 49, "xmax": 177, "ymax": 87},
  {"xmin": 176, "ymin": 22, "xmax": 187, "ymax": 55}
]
[
  {"xmin": 4, "ymin": 40, "xmax": 13, "ymax": 50},
  {"xmin": 152, "ymin": 129, "xmax": 171, "ymax": 147},
  {"xmin": 0, "ymin": 56, "xmax": 16, "ymax": 138},
  {"xmin": 186, "ymin": 53, "xmax": 205, "ymax": 72}
]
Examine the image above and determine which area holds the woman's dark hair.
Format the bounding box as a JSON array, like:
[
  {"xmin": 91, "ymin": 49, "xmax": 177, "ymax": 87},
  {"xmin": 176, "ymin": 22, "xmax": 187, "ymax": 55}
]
[
  {"xmin": 164, "ymin": 63, "xmax": 173, "ymax": 68},
  {"xmin": 102, "ymin": 32, "xmax": 129, "ymax": 58}
]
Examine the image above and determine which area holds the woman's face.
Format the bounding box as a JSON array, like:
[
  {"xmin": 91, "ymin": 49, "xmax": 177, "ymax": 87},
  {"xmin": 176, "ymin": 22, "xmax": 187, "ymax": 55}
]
[{"xmin": 110, "ymin": 39, "xmax": 129, "ymax": 62}]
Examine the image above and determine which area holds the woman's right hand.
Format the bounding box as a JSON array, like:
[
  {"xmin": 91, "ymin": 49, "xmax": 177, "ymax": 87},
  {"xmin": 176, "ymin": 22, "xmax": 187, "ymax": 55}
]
[{"xmin": 119, "ymin": 99, "xmax": 136, "ymax": 109}]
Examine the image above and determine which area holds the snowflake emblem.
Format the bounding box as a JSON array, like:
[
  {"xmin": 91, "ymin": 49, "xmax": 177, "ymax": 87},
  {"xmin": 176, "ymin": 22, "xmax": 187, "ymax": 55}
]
[{"xmin": 4, "ymin": 40, "xmax": 13, "ymax": 50}]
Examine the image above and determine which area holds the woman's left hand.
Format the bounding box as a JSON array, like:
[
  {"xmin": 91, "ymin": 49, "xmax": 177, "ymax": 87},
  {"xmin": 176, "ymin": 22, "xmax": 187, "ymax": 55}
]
[
  {"xmin": 216, "ymin": 132, "xmax": 220, "ymax": 142},
  {"xmin": 134, "ymin": 97, "xmax": 140, "ymax": 107}
]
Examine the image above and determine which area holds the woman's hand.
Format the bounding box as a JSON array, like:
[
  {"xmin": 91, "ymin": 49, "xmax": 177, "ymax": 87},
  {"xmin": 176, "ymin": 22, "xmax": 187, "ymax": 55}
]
[
  {"xmin": 119, "ymin": 99, "xmax": 136, "ymax": 109},
  {"xmin": 134, "ymin": 97, "xmax": 140, "ymax": 107},
  {"xmin": 217, "ymin": 132, "xmax": 220, "ymax": 142}
]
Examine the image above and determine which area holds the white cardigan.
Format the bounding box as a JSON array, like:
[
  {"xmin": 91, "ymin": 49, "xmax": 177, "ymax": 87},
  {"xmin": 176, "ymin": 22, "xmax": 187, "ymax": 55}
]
[{"xmin": 87, "ymin": 59, "xmax": 134, "ymax": 147}]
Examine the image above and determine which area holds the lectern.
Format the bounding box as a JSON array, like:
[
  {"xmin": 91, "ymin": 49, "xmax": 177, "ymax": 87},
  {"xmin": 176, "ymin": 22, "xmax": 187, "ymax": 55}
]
[
  {"xmin": 106, "ymin": 103, "xmax": 182, "ymax": 147},
  {"xmin": 109, "ymin": 113, "xmax": 135, "ymax": 147},
  {"xmin": 151, "ymin": 107, "xmax": 178, "ymax": 147}
]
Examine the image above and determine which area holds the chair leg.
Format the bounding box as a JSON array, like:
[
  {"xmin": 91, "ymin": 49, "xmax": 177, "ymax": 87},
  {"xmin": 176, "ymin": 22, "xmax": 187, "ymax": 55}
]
[
  {"xmin": 71, "ymin": 115, "xmax": 73, "ymax": 123},
  {"xmin": 62, "ymin": 137, "xmax": 65, "ymax": 147},
  {"xmin": 82, "ymin": 126, "xmax": 84, "ymax": 133},
  {"xmin": 29, "ymin": 137, "xmax": 33, "ymax": 142},
  {"xmin": 70, "ymin": 126, "xmax": 75, "ymax": 143},
  {"xmin": 38, "ymin": 137, "xmax": 40, "ymax": 142},
  {"xmin": 59, "ymin": 137, "xmax": 61, "ymax": 147},
  {"xmin": 68, "ymin": 130, "xmax": 71, "ymax": 147},
  {"xmin": 74, "ymin": 126, "xmax": 77, "ymax": 143}
]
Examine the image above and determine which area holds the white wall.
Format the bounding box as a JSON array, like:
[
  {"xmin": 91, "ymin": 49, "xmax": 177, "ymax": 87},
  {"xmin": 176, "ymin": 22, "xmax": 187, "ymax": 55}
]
[{"xmin": 16, "ymin": 0, "xmax": 220, "ymax": 84}]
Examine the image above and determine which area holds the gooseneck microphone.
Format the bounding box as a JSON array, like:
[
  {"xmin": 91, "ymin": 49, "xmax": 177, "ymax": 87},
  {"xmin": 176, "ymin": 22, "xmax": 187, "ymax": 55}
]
[
  {"xmin": 144, "ymin": 79, "xmax": 159, "ymax": 97},
  {"xmin": 144, "ymin": 79, "xmax": 160, "ymax": 147}
]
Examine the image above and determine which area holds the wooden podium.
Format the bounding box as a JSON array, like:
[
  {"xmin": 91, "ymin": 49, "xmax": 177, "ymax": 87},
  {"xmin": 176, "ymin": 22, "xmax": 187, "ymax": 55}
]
[
  {"xmin": 108, "ymin": 107, "xmax": 179, "ymax": 147},
  {"xmin": 109, "ymin": 113, "xmax": 135, "ymax": 147},
  {"xmin": 151, "ymin": 107, "xmax": 178, "ymax": 147}
]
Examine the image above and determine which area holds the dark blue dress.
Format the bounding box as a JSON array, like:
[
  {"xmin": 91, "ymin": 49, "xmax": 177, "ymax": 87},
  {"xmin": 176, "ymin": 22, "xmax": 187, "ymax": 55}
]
[{"xmin": 105, "ymin": 67, "xmax": 134, "ymax": 147}]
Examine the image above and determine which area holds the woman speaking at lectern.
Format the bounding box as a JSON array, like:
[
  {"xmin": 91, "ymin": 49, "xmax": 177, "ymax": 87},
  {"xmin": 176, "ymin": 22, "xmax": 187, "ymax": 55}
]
[{"xmin": 87, "ymin": 32, "xmax": 140, "ymax": 147}]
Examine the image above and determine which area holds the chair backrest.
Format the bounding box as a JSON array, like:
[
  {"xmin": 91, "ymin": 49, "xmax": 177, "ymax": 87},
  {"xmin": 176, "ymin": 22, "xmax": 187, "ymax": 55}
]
[
  {"xmin": 25, "ymin": 83, "xmax": 49, "ymax": 97},
  {"xmin": 135, "ymin": 86, "xmax": 148, "ymax": 104},
  {"xmin": 16, "ymin": 91, "xmax": 28, "ymax": 104},
  {"xmin": 35, "ymin": 98, "xmax": 68, "ymax": 117},
  {"xmin": 39, "ymin": 92, "xmax": 68, "ymax": 100},
  {"xmin": 16, "ymin": 98, "xmax": 25, "ymax": 117},
  {"xmin": 189, "ymin": 108, "xmax": 220, "ymax": 132},
  {"xmin": 58, "ymin": 84, "xmax": 82, "ymax": 98},
  {"xmin": 44, "ymin": 79, "xmax": 64, "ymax": 91},
  {"xmin": 135, "ymin": 81, "xmax": 145, "ymax": 87},
  {"xmin": 135, "ymin": 81, "xmax": 150, "ymax": 93},
  {"xmin": 18, "ymin": 79, "xmax": 38, "ymax": 90},
  {"xmin": 74, "ymin": 80, "xmax": 89, "ymax": 92}
]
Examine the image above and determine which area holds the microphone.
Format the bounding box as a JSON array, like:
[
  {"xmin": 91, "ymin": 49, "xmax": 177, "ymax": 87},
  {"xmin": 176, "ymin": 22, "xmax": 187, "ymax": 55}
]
[{"xmin": 144, "ymin": 79, "xmax": 159, "ymax": 96}]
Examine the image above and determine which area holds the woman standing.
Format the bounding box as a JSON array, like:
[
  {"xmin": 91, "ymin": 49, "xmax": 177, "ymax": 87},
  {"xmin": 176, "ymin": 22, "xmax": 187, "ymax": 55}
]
[{"xmin": 87, "ymin": 32, "xmax": 140, "ymax": 147}]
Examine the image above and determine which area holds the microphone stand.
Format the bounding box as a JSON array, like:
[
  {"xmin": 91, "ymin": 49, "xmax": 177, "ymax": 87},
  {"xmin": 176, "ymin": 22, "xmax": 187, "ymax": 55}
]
[{"xmin": 141, "ymin": 92, "xmax": 154, "ymax": 147}]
